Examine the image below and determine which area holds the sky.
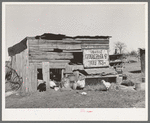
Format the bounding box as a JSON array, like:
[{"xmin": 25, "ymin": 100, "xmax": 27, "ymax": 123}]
[{"xmin": 4, "ymin": 3, "xmax": 147, "ymax": 61}]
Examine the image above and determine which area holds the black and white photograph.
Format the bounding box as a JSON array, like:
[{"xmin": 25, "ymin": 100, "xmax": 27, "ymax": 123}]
[{"xmin": 2, "ymin": 2, "xmax": 148, "ymax": 121}]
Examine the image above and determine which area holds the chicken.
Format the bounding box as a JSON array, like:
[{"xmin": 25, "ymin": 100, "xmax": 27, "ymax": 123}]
[
  {"xmin": 49, "ymin": 80, "xmax": 56, "ymax": 89},
  {"xmin": 37, "ymin": 81, "xmax": 46, "ymax": 92},
  {"xmin": 101, "ymin": 80, "xmax": 111, "ymax": 90},
  {"xmin": 76, "ymin": 79, "xmax": 85, "ymax": 89}
]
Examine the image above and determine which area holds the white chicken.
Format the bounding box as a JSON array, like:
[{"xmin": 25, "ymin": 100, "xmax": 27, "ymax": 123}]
[
  {"xmin": 77, "ymin": 79, "xmax": 85, "ymax": 89},
  {"xmin": 101, "ymin": 80, "xmax": 111, "ymax": 90},
  {"xmin": 49, "ymin": 80, "xmax": 56, "ymax": 89}
]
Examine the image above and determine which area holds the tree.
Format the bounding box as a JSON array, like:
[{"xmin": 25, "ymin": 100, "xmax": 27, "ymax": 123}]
[
  {"xmin": 114, "ymin": 41, "xmax": 126, "ymax": 54},
  {"xmin": 130, "ymin": 50, "xmax": 138, "ymax": 56}
]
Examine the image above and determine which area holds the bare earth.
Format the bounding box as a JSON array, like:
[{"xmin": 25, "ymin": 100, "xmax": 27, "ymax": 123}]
[{"xmin": 5, "ymin": 61, "xmax": 145, "ymax": 108}]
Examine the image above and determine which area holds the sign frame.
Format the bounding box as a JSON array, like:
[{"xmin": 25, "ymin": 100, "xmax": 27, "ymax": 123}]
[{"xmin": 83, "ymin": 48, "xmax": 109, "ymax": 68}]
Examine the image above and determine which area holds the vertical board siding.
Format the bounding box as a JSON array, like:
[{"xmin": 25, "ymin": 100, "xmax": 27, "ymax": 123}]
[
  {"xmin": 33, "ymin": 64, "xmax": 37, "ymax": 92},
  {"xmin": 42, "ymin": 62, "xmax": 50, "ymax": 90},
  {"xmin": 22, "ymin": 50, "xmax": 26, "ymax": 93},
  {"xmin": 61, "ymin": 69, "xmax": 64, "ymax": 79},
  {"xmin": 10, "ymin": 42, "xmax": 32, "ymax": 93},
  {"xmin": 11, "ymin": 56, "xmax": 16, "ymax": 71},
  {"xmin": 28, "ymin": 64, "xmax": 32, "ymax": 92},
  {"xmin": 24, "ymin": 49, "xmax": 29, "ymax": 93},
  {"xmin": 29, "ymin": 63, "xmax": 37, "ymax": 92}
]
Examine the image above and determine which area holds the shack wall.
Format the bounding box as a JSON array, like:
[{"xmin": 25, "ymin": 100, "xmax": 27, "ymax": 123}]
[
  {"xmin": 27, "ymin": 37, "xmax": 109, "ymax": 68},
  {"xmin": 11, "ymin": 41, "xmax": 37, "ymax": 93}
]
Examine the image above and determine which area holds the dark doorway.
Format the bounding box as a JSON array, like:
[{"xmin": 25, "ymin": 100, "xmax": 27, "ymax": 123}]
[
  {"xmin": 50, "ymin": 69, "xmax": 62, "ymax": 82},
  {"xmin": 70, "ymin": 52, "xmax": 83, "ymax": 64},
  {"xmin": 37, "ymin": 69, "xmax": 43, "ymax": 80}
]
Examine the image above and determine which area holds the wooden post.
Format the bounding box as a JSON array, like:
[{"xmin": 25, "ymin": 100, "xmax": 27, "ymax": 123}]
[
  {"xmin": 29, "ymin": 63, "xmax": 37, "ymax": 92},
  {"xmin": 61, "ymin": 69, "xmax": 64, "ymax": 79},
  {"xmin": 33, "ymin": 64, "xmax": 37, "ymax": 92},
  {"xmin": 42, "ymin": 62, "xmax": 50, "ymax": 90},
  {"xmin": 21, "ymin": 50, "xmax": 26, "ymax": 93}
]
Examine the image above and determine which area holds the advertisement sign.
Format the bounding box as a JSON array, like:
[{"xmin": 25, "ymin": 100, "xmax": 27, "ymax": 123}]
[{"xmin": 83, "ymin": 49, "xmax": 109, "ymax": 68}]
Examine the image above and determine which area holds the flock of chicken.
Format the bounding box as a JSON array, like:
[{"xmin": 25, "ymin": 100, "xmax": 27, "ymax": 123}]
[
  {"xmin": 37, "ymin": 75, "xmax": 111, "ymax": 92},
  {"xmin": 37, "ymin": 72, "xmax": 86, "ymax": 92}
]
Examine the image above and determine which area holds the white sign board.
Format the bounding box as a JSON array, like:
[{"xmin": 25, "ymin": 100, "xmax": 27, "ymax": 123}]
[{"xmin": 83, "ymin": 49, "xmax": 109, "ymax": 68}]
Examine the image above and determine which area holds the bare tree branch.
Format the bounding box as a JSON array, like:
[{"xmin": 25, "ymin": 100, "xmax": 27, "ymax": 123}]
[{"xmin": 114, "ymin": 41, "xmax": 126, "ymax": 54}]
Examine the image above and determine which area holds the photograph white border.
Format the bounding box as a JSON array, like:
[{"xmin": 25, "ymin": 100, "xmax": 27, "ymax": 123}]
[{"xmin": 2, "ymin": 2, "xmax": 148, "ymax": 121}]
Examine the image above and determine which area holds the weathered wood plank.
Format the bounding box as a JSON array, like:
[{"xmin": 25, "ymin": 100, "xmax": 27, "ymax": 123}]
[
  {"xmin": 22, "ymin": 50, "xmax": 26, "ymax": 93},
  {"xmin": 82, "ymin": 40, "xmax": 109, "ymax": 44},
  {"xmin": 86, "ymin": 75, "xmax": 117, "ymax": 79},
  {"xmin": 29, "ymin": 52, "xmax": 73, "ymax": 60},
  {"xmin": 63, "ymin": 49, "xmax": 83, "ymax": 52},
  {"xmin": 61, "ymin": 69, "xmax": 64, "ymax": 79},
  {"xmin": 32, "ymin": 64, "xmax": 37, "ymax": 92},
  {"xmin": 19, "ymin": 53, "xmax": 22, "ymax": 79},
  {"xmin": 29, "ymin": 60, "xmax": 70, "ymax": 63},
  {"xmin": 64, "ymin": 65, "xmax": 84, "ymax": 72},
  {"xmin": 29, "ymin": 52, "xmax": 72, "ymax": 56},
  {"xmin": 25, "ymin": 49, "xmax": 29, "ymax": 93},
  {"xmin": 29, "ymin": 49, "xmax": 54, "ymax": 54},
  {"xmin": 34, "ymin": 65, "xmax": 37, "ymax": 92},
  {"xmin": 81, "ymin": 44, "xmax": 109, "ymax": 49},
  {"xmin": 30, "ymin": 63, "xmax": 37, "ymax": 92},
  {"xmin": 27, "ymin": 38, "xmax": 109, "ymax": 45},
  {"xmin": 28, "ymin": 38, "xmax": 82, "ymax": 45},
  {"xmin": 42, "ymin": 62, "xmax": 50, "ymax": 90},
  {"xmin": 30, "ymin": 63, "xmax": 84, "ymax": 70},
  {"xmin": 28, "ymin": 63, "xmax": 32, "ymax": 92},
  {"xmin": 33, "ymin": 62, "xmax": 67, "ymax": 69},
  {"xmin": 15, "ymin": 54, "xmax": 20, "ymax": 75},
  {"xmin": 29, "ymin": 49, "xmax": 54, "ymax": 53},
  {"xmin": 11, "ymin": 56, "xmax": 16, "ymax": 70},
  {"xmin": 29, "ymin": 43, "xmax": 81, "ymax": 50},
  {"xmin": 14, "ymin": 53, "xmax": 21, "ymax": 93}
]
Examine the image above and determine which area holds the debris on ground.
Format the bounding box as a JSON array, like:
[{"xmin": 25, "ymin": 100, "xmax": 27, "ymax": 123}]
[
  {"xmin": 121, "ymin": 80, "xmax": 134, "ymax": 86},
  {"xmin": 135, "ymin": 83, "xmax": 145, "ymax": 91},
  {"xmin": 94, "ymin": 83, "xmax": 108, "ymax": 91},
  {"xmin": 54, "ymin": 87, "xmax": 60, "ymax": 91},
  {"xmin": 122, "ymin": 74, "xmax": 127, "ymax": 80},
  {"xmin": 81, "ymin": 92, "xmax": 87, "ymax": 95},
  {"xmin": 108, "ymin": 83, "xmax": 136, "ymax": 92},
  {"xmin": 109, "ymin": 83, "xmax": 120, "ymax": 91},
  {"xmin": 61, "ymin": 77, "xmax": 70, "ymax": 89},
  {"xmin": 5, "ymin": 91, "xmax": 16, "ymax": 97},
  {"xmin": 59, "ymin": 87, "xmax": 72, "ymax": 91},
  {"xmin": 119, "ymin": 85, "xmax": 136, "ymax": 92}
]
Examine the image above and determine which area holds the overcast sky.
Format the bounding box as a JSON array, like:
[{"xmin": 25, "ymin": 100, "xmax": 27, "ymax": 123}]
[{"xmin": 4, "ymin": 3, "xmax": 147, "ymax": 60}]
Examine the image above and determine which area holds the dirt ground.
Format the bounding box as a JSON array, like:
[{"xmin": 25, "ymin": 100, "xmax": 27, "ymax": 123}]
[{"xmin": 5, "ymin": 60, "xmax": 145, "ymax": 108}]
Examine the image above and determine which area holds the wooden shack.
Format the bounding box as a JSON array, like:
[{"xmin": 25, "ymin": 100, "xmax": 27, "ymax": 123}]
[{"xmin": 8, "ymin": 33, "xmax": 117, "ymax": 93}]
